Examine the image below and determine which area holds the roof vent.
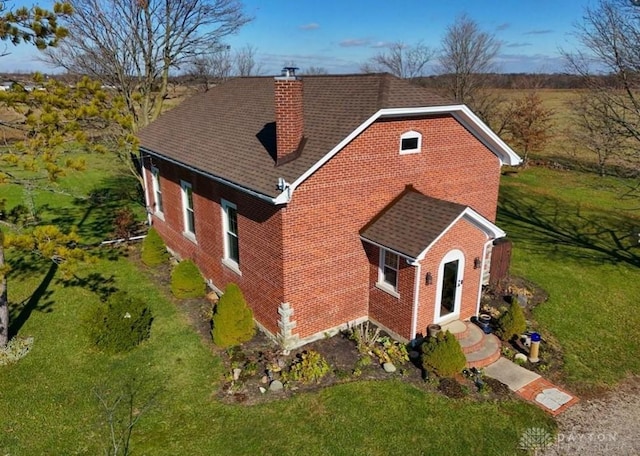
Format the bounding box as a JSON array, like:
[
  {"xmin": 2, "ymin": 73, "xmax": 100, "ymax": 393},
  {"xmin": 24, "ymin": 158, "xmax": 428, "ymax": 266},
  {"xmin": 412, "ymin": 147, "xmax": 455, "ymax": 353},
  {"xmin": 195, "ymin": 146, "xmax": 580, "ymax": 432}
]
[{"xmin": 281, "ymin": 67, "xmax": 299, "ymax": 78}]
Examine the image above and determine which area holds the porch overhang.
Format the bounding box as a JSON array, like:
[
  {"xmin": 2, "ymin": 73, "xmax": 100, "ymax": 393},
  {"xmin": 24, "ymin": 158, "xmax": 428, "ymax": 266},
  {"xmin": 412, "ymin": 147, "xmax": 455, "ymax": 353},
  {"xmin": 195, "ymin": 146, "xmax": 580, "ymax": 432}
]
[{"xmin": 360, "ymin": 189, "xmax": 505, "ymax": 263}]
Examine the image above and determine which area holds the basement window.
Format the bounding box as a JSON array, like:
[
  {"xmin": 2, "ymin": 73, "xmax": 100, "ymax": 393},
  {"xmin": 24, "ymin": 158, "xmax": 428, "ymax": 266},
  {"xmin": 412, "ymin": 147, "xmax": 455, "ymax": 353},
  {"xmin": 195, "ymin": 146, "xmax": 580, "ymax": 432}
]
[{"xmin": 399, "ymin": 130, "xmax": 422, "ymax": 155}]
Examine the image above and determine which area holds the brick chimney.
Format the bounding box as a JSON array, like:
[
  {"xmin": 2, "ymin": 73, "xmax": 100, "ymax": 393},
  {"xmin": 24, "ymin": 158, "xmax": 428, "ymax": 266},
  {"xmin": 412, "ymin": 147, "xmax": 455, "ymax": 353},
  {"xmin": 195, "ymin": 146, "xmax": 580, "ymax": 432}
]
[{"xmin": 274, "ymin": 67, "xmax": 304, "ymax": 164}]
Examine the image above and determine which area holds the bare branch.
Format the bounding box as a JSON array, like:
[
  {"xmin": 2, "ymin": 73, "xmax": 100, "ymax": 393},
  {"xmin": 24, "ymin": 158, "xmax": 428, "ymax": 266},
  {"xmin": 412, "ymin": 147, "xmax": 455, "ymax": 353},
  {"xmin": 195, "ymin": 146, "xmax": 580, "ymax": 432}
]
[{"xmin": 362, "ymin": 42, "xmax": 435, "ymax": 79}]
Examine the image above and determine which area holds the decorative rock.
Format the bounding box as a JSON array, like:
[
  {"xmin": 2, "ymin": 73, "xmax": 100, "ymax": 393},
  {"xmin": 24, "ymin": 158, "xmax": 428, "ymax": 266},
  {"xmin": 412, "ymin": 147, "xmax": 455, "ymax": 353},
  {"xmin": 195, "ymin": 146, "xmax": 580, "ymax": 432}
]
[
  {"xmin": 383, "ymin": 362, "xmax": 397, "ymax": 373},
  {"xmin": 514, "ymin": 353, "xmax": 528, "ymax": 363},
  {"xmin": 260, "ymin": 375, "xmax": 269, "ymax": 384},
  {"xmin": 259, "ymin": 387, "xmax": 267, "ymax": 394},
  {"xmin": 233, "ymin": 368, "xmax": 242, "ymax": 381},
  {"xmin": 269, "ymin": 380, "xmax": 284, "ymax": 392}
]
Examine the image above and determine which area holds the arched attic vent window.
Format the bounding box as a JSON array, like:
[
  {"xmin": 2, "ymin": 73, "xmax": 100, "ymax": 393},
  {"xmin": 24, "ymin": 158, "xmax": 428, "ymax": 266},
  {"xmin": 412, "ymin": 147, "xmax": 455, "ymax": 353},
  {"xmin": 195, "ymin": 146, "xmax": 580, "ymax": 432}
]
[{"xmin": 399, "ymin": 130, "xmax": 422, "ymax": 155}]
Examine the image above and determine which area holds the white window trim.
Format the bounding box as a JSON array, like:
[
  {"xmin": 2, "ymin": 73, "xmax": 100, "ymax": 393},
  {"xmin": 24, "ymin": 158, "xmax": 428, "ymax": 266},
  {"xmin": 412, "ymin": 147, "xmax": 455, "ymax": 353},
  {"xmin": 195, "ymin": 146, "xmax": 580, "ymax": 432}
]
[
  {"xmin": 376, "ymin": 248, "xmax": 400, "ymax": 298},
  {"xmin": 399, "ymin": 130, "xmax": 422, "ymax": 155},
  {"xmin": 151, "ymin": 166, "xmax": 164, "ymax": 220},
  {"xmin": 221, "ymin": 199, "xmax": 241, "ymax": 275},
  {"xmin": 180, "ymin": 180, "xmax": 196, "ymax": 242}
]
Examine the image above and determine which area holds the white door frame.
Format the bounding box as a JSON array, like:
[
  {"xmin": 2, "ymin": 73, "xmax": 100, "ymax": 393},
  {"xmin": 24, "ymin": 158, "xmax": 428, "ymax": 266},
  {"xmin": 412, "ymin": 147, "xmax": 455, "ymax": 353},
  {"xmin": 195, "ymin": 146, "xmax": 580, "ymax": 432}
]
[{"xmin": 434, "ymin": 249, "xmax": 465, "ymax": 324}]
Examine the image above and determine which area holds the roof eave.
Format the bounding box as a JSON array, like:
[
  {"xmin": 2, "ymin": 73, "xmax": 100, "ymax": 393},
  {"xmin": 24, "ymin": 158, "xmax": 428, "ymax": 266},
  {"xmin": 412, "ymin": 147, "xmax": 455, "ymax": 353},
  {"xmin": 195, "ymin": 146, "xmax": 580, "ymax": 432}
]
[{"xmin": 140, "ymin": 147, "xmax": 287, "ymax": 205}]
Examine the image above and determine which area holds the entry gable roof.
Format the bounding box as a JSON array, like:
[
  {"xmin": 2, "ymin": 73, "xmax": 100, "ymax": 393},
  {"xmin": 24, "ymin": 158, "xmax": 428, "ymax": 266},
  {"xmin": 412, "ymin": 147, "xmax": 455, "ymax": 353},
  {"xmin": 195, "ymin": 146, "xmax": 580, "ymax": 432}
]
[{"xmin": 360, "ymin": 189, "xmax": 505, "ymax": 261}]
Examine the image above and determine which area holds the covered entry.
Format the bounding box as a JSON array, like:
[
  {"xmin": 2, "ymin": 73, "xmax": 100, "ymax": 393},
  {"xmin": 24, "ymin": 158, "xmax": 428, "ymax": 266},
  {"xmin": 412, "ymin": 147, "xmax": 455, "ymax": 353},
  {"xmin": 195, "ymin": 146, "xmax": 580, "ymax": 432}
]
[{"xmin": 360, "ymin": 188, "xmax": 506, "ymax": 341}]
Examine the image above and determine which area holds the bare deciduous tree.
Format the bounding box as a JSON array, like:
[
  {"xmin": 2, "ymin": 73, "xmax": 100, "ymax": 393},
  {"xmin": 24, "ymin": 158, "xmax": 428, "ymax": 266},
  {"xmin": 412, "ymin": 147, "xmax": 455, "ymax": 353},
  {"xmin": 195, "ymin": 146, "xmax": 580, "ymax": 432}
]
[
  {"xmin": 303, "ymin": 66, "xmax": 328, "ymax": 75},
  {"xmin": 43, "ymin": 0, "xmax": 250, "ymax": 130},
  {"xmin": 234, "ymin": 44, "xmax": 262, "ymax": 76},
  {"xmin": 438, "ymin": 14, "xmax": 501, "ymax": 107},
  {"xmin": 564, "ymin": 0, "xmax": 640, "ymax": 169},
  {"xmin": 504, "ymin": 92, "xmax": 554, "ymax": 165},
  {"xmin": 187, "ymin": 45, "xmax": 232, "ymax": 91},
  {"xmin": 568, "ymin": 95, "xmax": 632, "ymax": 176},
  {"xmin": 361, "ymin": 42, "xmax": 435, "ymax": 78}
]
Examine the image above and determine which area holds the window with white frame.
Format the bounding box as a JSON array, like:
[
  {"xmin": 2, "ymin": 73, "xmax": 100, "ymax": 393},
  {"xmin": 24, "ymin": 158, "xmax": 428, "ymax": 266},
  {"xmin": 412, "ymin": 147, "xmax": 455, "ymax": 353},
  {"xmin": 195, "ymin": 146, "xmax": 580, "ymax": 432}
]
[
  {"xmin": 378, "ymin": 248, "xmax": 399, "ymax": 293},
  {"xmin": 151, "ymin": 167, "xmax": 163, "ymax": 216},
  {"xmin": 180, "ymin": 180, "xmax": 196, "ymax": 238},
  {"xmin": 399, "ymin": 130, "xmax": 422, "ymax": 154},
  {"xmin": 221, "ymin": 199, "xmax": 240, "ymax": 269}
]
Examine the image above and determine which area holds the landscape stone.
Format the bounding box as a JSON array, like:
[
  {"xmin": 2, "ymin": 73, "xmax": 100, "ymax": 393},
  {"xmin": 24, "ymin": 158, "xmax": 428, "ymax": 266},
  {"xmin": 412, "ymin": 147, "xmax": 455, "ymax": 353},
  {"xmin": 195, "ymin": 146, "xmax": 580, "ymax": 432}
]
[
  {"xmin": 233, "ymin": 368, "xmax": 242, "ymax": 381},
  {"xmin": 383, "ymin": 362, "xmax": 397, "ymax": 373},
  {"xmin": 269, "ymin": 380, "xmax": 284, "ymax": 392},
  {"xmin": 260, "ymin": 375, "xmax": 269, "ymax": 384},
  {"xmin": 514, "ymin": 353, "xmax": 528, "ymax": 363},
  {"xmin": 259, "ymin": 387, "xmax": 266, "ymax": 394}
]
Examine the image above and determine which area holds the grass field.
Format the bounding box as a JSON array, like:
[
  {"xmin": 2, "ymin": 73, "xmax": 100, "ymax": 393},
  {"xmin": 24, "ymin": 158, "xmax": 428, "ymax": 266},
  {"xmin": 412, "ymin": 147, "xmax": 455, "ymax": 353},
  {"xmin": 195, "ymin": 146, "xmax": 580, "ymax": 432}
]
[
  {"xmin": 1, "ymin": 89, "xmax": 639, "ymax": 454},
  {"xmin": 498, "ymin": 167, "xmax": 640, "ymax": 392},
  {"xmin": 0, "ymin": 153, "xmax": 554, "ymax": 455}
]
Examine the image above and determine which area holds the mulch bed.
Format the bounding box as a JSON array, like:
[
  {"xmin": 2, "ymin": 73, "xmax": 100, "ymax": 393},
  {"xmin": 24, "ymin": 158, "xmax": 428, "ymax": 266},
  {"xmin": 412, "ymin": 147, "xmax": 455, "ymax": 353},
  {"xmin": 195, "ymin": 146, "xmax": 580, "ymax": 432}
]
[{"xmin": 127, "ymin": 244, "xmax": 517, "ymax": 406}]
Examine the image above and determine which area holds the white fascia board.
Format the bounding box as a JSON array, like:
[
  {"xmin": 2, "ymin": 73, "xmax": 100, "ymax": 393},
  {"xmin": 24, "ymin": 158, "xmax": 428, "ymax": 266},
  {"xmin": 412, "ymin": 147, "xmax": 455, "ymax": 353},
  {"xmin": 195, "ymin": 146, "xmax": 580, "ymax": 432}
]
[
  {"xmin": 140, "ymin": 147, "xmax": 280, "ymax": 205},
  {"xmin": 286, "ymin": 105, "xmax": 521, "ymax": 199},
  {"xmin": 359, "ymin": 236, "xmax": 419, "ymax": 265},
  {"xmin": 415, "ymin": 207, "xmax": 505, "ymax": 261}
]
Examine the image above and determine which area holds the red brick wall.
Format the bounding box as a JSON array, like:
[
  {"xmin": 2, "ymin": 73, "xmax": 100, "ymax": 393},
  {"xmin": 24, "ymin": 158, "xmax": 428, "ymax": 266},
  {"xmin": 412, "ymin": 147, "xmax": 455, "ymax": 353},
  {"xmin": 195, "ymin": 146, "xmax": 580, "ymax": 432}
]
[
  {"xmin": 281, "ymin": 114, "xmax": 501, "ymax": 339},
  {"xmin": 365, "ymin": 244, "xmax": 416, "ymax": 339},
  {"xmin": 275, "ymin": 78, "xmax": 303, "ymax": 162},
  {"xmin": 142, "ymin": 112, "xmax": 501, "ymax": 344},
  {"xmin": 415, "ymin": 218, "xmax": 488, "ymax": 338},
  {"xmin": 142, "ymin": 157, "xmax": 284, "ymax": 336}
]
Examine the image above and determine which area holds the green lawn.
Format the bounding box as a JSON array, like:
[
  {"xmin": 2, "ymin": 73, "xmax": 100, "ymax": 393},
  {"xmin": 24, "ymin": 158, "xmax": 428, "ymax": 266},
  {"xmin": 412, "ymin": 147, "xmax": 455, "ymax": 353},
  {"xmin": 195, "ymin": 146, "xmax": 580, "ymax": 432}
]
[
  {"xmin": 0, "ymin": 154, "xmax": 553, "ymax": 455},
  {"xmin": 498, "ymin": 167, "xmax": 640, "ymax": 392},
  {"xmin": 0, "ymin": 254, "xmax": 553, "ymax": 455}
]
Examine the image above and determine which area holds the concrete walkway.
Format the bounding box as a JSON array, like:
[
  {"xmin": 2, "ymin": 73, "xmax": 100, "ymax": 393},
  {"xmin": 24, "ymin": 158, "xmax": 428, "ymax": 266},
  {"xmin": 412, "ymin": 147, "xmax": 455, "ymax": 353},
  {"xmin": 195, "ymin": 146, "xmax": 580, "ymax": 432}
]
[{"xmin": 484, "ymin": 357, "xmax": 579, "ymax": 416}]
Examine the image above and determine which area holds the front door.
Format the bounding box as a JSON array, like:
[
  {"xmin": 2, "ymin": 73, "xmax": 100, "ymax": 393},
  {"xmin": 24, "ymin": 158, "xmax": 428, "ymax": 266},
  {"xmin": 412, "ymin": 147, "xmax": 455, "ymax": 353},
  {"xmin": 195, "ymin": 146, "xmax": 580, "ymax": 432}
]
[{"xmin": 435, "ymin": 250, "xmax": 464, "ymax": 323}]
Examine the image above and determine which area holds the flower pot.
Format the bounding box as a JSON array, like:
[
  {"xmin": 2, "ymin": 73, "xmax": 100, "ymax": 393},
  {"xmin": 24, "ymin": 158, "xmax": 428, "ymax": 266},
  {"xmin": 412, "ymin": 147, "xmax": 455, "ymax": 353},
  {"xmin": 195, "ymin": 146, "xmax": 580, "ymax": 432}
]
[
  {"xmin": 478, "ymin": 313, "xmax": 492, "ymax": 334},
  {"xmin": 427, "ymin": 324, "xmax": 441, "ymax": 338}
]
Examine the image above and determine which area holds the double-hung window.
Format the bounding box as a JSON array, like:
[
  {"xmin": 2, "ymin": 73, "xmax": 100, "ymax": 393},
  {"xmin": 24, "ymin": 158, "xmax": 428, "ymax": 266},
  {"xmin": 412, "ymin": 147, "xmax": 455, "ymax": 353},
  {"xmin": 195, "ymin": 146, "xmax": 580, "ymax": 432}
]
[
  {"xmin": 221, "ymin": 199, "xmax": 240, "ymax": 273},
  {"xmin": 151, "ymin": 167, "xmax": 163, "ymax": 217},
  {"xmin": 181, "ymin": 180, "xmax": 196, "ymax": 239},
  {"xmin": 378, "ymin": 248, "xmax": 399, "ymax": 296}
]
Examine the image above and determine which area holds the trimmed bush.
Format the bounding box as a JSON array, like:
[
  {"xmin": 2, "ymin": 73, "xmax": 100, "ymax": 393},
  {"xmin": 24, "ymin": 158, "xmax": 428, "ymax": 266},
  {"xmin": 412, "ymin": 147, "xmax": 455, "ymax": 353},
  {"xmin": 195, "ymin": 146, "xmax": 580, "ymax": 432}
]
[
  {"xmin": 496, "ymin": 300, "xmax": 527, "ymax": 342},
  {"xmin": 170, "ymin": 259, "xmax": 206, "ymax": 299},
  {"xmin": 421, "ymin": 330, "xmax": 466, "ymax": 378},
  {"xmin": 141, "ymin": 228, "xmax": 168, "ymax": 267},
  {"xmin": 85, "ymin": 291, "xmax": 153, "ymax": 353},
  {"xmin": 211, "ymin": 283, "xmax": 255, "ymax": 347}
]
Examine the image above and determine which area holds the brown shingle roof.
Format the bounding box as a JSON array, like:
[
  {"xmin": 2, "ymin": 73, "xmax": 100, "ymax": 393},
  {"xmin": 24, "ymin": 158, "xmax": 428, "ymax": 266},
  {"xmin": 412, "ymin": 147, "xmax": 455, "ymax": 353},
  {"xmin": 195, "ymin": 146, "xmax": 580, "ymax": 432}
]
[
  {"xmin": 138, "ymin": 73, "xmax": 452, "ymax": 198},
  {"xmin": 360, "ymin": 189, "xmax": 468, "ymax": 259}
]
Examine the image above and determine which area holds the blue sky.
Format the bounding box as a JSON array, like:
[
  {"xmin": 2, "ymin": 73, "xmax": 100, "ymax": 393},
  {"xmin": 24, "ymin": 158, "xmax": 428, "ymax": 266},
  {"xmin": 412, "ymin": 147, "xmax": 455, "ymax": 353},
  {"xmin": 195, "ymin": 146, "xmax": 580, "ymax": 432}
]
[{"xmin": 3, "ymin": 0, "xmax": 594, "ymax": 74}]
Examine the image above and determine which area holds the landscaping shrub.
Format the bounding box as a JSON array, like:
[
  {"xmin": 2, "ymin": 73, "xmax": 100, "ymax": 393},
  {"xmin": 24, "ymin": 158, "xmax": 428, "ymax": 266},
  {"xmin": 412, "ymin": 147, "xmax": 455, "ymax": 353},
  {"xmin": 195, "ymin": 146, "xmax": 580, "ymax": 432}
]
[
  {"xmin": 211, "ymin": 283, "xmax": 254, "ymax": 347},
  {"xmin": 421, "ymin": 330, "xmax": 466, "ymax": 378},
  {"xmin": 496, "ymin": 300, "xmax": 527, "ymax": 342},
  {"xmin": 85, "ymin": 291, "xmax": 153, "ymax": 353},
  {"xmin": 282, "ymin": 350, "xmax": 330, "ymax": 384},
  {"xmin": 170, "ymin": 259, "xmax": 206, "ymax": 299},
  {"xmin": 141, "ymin": 227, "xmax": 168, "ymax": 267}
]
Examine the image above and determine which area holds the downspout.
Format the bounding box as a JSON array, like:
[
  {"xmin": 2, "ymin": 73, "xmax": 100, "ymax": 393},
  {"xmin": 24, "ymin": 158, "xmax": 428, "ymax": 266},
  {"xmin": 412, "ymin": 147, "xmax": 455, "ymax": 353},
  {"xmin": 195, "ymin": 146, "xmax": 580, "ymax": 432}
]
[
  {"xmin": 140, "ymin": 152, "xmax": 153, "ymax": 226},
  {"xmin": 475, "ymin": 239, "xmax": 493, "ymax": 316},
  {"xmin": 410, "ymin": 261, "xmax": 421, "ymax": 340}
]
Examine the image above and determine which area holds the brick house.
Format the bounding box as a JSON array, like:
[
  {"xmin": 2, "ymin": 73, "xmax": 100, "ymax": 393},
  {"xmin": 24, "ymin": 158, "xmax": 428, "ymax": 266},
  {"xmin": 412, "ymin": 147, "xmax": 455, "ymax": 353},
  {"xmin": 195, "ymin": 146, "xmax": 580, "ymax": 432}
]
[{"xmin": 138, "ymin": 71, "xmax": 520, "ymax": 349}]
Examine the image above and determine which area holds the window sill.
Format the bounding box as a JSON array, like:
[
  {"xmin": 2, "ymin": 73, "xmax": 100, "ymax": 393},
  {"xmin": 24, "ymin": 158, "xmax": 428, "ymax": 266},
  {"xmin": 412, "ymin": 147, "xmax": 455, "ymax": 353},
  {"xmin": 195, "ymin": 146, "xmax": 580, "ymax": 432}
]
[
  {"xmin": 375, "ymin": 282, "xmax": 400, "ymax": 299},
  {"xmin": 399, "ymin": 148, "xmax": 420, "ymax": 155},
  {"xmin": 222, "ymin": 258, "xmax": 242, "ymax": 276},
  {"xmin": 182, "ymin": 231, "xmax": 197, "ymax": 244},
  {"xmin": 154, "ymin": 211, "xmax": 165, "ymax": 221}
]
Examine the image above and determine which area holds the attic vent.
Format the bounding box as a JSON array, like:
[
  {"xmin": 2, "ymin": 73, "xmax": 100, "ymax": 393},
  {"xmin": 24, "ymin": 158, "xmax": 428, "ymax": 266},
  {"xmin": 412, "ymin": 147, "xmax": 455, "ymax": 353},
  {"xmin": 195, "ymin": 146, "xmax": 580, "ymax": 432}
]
[{"xmin": 399, "ymin": 130, "xmax": 422, "ymax": 155}]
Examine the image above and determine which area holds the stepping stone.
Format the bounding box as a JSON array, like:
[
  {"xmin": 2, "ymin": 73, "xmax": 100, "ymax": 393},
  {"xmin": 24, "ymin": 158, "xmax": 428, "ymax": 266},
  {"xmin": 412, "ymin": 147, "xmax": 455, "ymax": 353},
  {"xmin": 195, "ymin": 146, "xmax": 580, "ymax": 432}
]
[
  {"xmin": 269, "ymin": 380, "xmax": 284, "ymax": 392},
  {"xmin": 535, "ymin": 388, "xmax": 574, "ymax": 411}
]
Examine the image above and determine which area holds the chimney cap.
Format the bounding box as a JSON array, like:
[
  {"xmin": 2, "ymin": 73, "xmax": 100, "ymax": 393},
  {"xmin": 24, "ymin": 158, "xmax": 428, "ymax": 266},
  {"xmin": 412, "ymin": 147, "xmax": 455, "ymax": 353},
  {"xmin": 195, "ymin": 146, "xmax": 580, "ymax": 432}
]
[{"xmin": 276, "ymin": 66, "xmax": 300, "ymax": 80}]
